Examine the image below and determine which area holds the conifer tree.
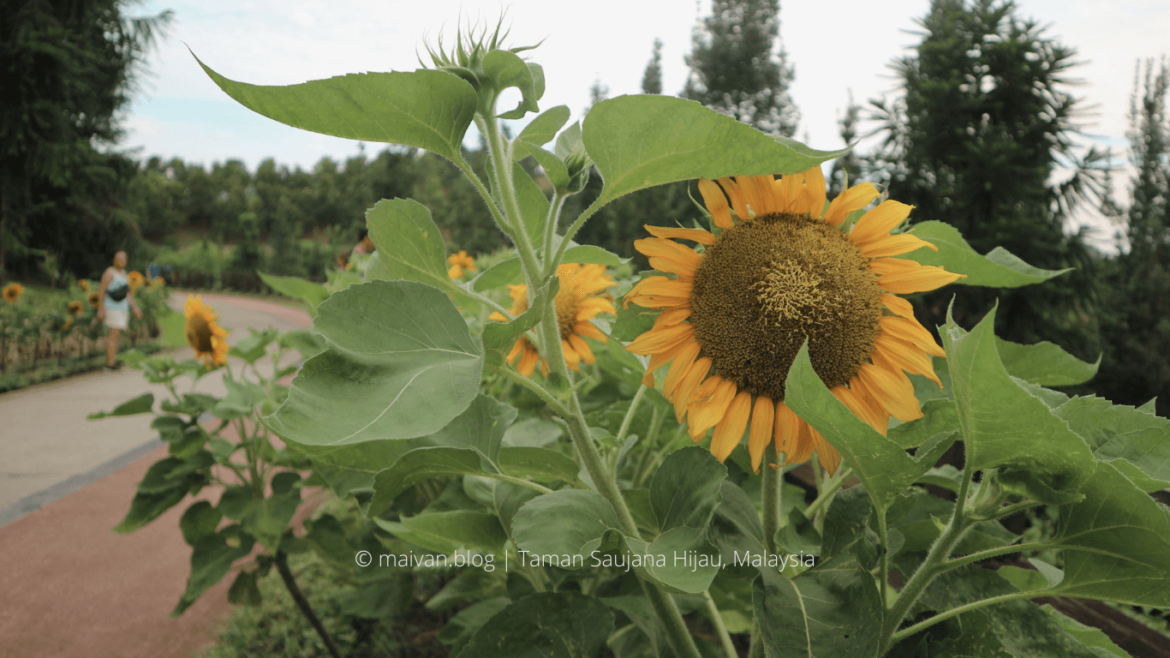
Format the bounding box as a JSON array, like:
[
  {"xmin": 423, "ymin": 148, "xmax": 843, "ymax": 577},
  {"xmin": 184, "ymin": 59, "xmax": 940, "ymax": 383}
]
[
  {"xmin": 828, "ymin": 91, "xmax": 863, "ymax": 197},
  {"xmin": 642, "ymin": 39, "xmax": 664, "ymax": 95},
  {"xmin": 683, "ymin": 0, "xmax": 798, "ymax": 136}
]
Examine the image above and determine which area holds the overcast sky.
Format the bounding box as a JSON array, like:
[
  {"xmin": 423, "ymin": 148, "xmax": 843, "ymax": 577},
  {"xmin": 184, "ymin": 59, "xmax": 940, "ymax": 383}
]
[{"xmin": 124, "ymin": 0, "xmax": 1170, "ymax": 251}]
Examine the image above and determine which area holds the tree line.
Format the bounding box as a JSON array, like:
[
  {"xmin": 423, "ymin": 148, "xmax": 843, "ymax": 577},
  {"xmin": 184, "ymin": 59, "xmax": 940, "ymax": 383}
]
[{"xmin": 2, "ymin": 0, "xmax": 1168, "ymax": 413}]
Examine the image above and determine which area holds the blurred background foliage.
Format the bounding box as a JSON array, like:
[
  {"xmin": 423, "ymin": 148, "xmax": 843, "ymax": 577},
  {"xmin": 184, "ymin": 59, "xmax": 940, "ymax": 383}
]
[{"xmin": 2, "ymin": 0, "xmax": 1168, "ymax": 418}]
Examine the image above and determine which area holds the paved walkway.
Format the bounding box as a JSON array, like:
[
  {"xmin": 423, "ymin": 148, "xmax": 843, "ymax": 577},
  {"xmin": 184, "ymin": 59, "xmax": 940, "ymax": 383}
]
[{"xmin": 0, "ymin": 293, "xmax": 312, "ymax": 658}]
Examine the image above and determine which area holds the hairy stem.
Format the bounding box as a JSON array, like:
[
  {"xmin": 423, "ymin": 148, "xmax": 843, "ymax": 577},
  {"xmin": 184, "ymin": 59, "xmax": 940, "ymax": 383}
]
[
  {"xmin": 940, "ymin": 541, "xmax": 1062, "ymax": 572},
  {"xmin": 703, "ymin": 590, "xmax": 739, "ymax": 658},
  {"xmin": 890, "ymin": 590, "xmax": 1037, "ymax": 644},
  {"xmin": 617, "ymin": 385, "xmax": 648, "ymax": 443},
  {"xmin": 802, "ymin": 467, "xmax": 854, "ymax": 521},
  {"xmin": 274, "ymin": 551, "xmax": 342, "ymax": 658},
  {"xmin": 762, "ymin": 449, "xmax": 782, "ymax": 555}
]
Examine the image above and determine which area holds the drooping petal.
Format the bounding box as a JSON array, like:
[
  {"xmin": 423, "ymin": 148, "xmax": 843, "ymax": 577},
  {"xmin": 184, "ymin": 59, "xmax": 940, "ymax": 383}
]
[
  {"xmin": 873, "ymin": 334, "xmax": 942, "ymax": 387},
  {"xmin": 517, "ymin": 345, "xmax": 539, "ymax": 377},
  {"xmin": 635, "ymin": 237, "xmax": 703, "ymax": 277},
  {"xmin": 857, "ymin": 233, "xmax": 938, "ymax": 257},
  {"xmin": 831, "ymin": 385, "xmax": 886, "ymax": 436},
  {"xmin": 568, "ymin": 334, "xmax": 595, "ymax": 365},
  {"xmin": 673, "ymin": 357, "xmax": 712, "ymax": 421},
  {"xmin": 719, "ymin": 177, "xmax": 752, "ymax": 221},
  {"xmin": 574, "ymin": 321, "xmax": 607, "ymax": 342},
  {"xmin": 824, "ymin": 182, "xmax": 879, "ymax": 227},
  {"xmin": 687, "ymin": 377, "xmax": 737, "ymax": 440},
  {"xmin": 748, "ymin": 396, "xmax": 774, "ymax": 473},
  {"xmin": 562, "ymin": 340, "xmax": 581, "ymax": 369},
  {"xmin": 880, "ymin": 316, "xmax": 946, "ymax": 358},
  {"xmin": 857, "ymin": 363, "xmax": 924, "ymax": 422},
  {"xmin": 627, "ymin": 322, "xmax": 694, "ymax": 355},
  {"xmin": 809, "ymin": 425, "xmax": 842, "ymax": 474},
  {"xmin": 643, "ymin": 340, "xmax": 690, "ymax": 386},
  {"xmin": 698, "ymin": 179, "xmax": 735, "ymax": 229},
  {"xmin": 774, "ymin": 401, "xmax": 814, "ymax": 465},
  {"xmin": 796, "ymin": 166, "xmax": 828, "ymax": 218},
  {"xmin": 664, "ymin": 342, "xmax": 702, "ymax": 399},
  {"xmin": 653, "ymin": 307, "xmax": 692, "ymax": 329},
  {"xmin": 624, "ymin": 276, "xmax": 693, "ymax": 309},
  {"xmin": 710, "ymin": 392, "xmax": 752, "ymax": 462},
  {"xmin": 880, "ymin": 293, "xmax": 915, "ymax": 319},
  {"xmin": 645, "ymin": 224, "xmax": 716, "ymax": 245},
  {"xmin": 878, "ymin": 265, "xmax": 966, "ymax": 295}
]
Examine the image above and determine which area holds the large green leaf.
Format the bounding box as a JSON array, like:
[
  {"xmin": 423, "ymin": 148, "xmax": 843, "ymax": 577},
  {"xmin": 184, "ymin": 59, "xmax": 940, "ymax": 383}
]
[
  {"xmin": 365, "ymin": 198, "xmax": 450, "ymax": 288},
  {"xmin": 511, "ymin": 489, "xmax": 622, "ymax": 565},
  {"xmin": 753, "ymin": 554, "xmax": 883, "ymax": 658},
  {"xmin": 649, "ymin": 446, "xmax": 726, "ymax": 535},
  {"xmin": 709, "ymin": 480, "xmax": 768, "ymax": 570},
  {"xmin": 582, "ymin": 95, "xmax": 848, "ymax": 203},
  {"xmin": 483, "ymin": 50, "xmax": 540, "ymax": 119},
  {"xmin": 942, "ymin": 307, "xmax": 1097, "ymax": 496},
  {"xmin": 463, "ymin": 477, "xmax": 540, "ymax": 538},
  {"xmin": 899, "ymin": 221, "xmax": 1070, "ymax": 287},
  {"xmin": 258, "ymin": 272, "xmax": 329, "ymax": 315},
  {"xmin": 173, "ymin": 525, "xmax": 254, "ymax": 616},
  {"xmin": 458, "ymin": 592, "xmax": 614, "ymax": 658},
  {"xmin": 1053, "ymin": 396, "xmax": 1170, "ymax": 491},
  {"xmin": 515, "ymin": 105, "xmax": 571, "ymax": 151},
  {"xmin": 1049, "ymin": 461, "xmax": 1170, "ymax": 606},
  {"xmin": 785, "ymin": 342, "xmax": 950, "ymax": 511},
  {"xmin": 497, "ymin": 447, "xmax": 580, "ymax": 483},
  {"xmin": 88, "ymin": 392, "xmax": 154, "ymax": 419},
  {"xmin": 375, "ymin": 510, "xmax": 507, "ymax": 554},
  {"xmin": 265, "ymin": 280, "xmax": 483, "ymax": 448},
  {"xmin": 438, "ymin": 597, "xmax": 513, "ymax": 656},
  {"xmin": 195, "ymin": 55, "xmax": 477, "ymax": 161},
  {"xmin": 888, "ymin": 399, "xmax": 960, "ymax": 449},
  {"xmin": 472, "ymin": 244, "xmax": 625, "ymax": 292},
  {"xmin": 996, "ymin": 337, "xmax": 1100, "ymax": 386}
]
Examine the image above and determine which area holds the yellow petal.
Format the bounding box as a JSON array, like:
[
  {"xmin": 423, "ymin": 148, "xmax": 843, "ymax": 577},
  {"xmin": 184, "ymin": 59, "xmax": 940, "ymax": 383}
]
[
  {"xmin": 674, "ymin": 357, "xmax": 712, "ymax": 422},
  {"xmin": 873, "ymin": 334, "xmax": 941, "ymax": 387},
  {"xmin": 719, "ymin": 178, "xmax": 751, "ymax": 222},
  {"xmin": 627, "ymin": 322, "xmax": 695, "ymax": 355},
  {"xmin": 568, "ymin": 334, "xmax": 595, "ymax": 365},
  {"xmin": 858, "ymin": 233, "xmax": 938, "ymax": 257},
  {"xmin": 574, "ymin": 321, "xmax": 607, "ymax": 342},
  {"xmin": 645, "ymin": 224, "xmax": 716, "ymax": 245},
  {"xmin": 880, "ymin": 293, "xmax": 915, "ymax": 319},
  {"xmin": 653, "ymin": 307, "xmax": 692, "ymax": 329},
  {"xmin": 748, "ymin": 396, "xmax": 774, "ymax": 473},
  {"xmin": 562, "ymin": 339, "xmax": 581, "ymax": 369},
  {"xmin": 698, "ymin": 179, "xmax": 735, "ymax": 229},
  {"xmin": 635, "ymin": 238, "xmax": 702, "ymax": 277},
  {"xmin": 687, "ymin": 377, "xmax": 737, "ymax": 440},
  {"xmin": 824, "ymin": 182, "xmax": 879, "ymax": 227},
  {"xmin": 774, "ymin": 402, "xmax": 813, "ymax": 465},
  {"xmin": 664, "ymin": 342, "xmax": 702, "ymax": 399},
  {"xmin": 517, "ymin": 346, "xmax": 539, "ymax": 376},
  {"xmin": 850, "ymin": 200, "xmax": 914, "ymax": 244},
  {"xmin": 857, "ymin": 363, "xmax": 923, "ymax": 422},
  {"xmin": 880, "ymin": 316, "xmax": 946, "ymax": 358},
  {"xmin": 710, "ymin": 392, "xmax": 752, "ymax": 462},
  {"xmin": 878, "ymin": 266, "xmax": 966, "ymax": 295},
  {"xmin": 810, "ymin": 426, "xmax": 842, "ymax": 474}
]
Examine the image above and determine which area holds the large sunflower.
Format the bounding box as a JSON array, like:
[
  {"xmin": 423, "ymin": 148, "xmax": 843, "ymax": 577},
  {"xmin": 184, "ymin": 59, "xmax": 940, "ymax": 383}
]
[
  {"xmin": 489, "ymin": 263, "xmax": 615, "ymax": 376},
  {"xmin": 3, "ymin": 283, "xmax": 22, "ymax": 303},
  {"xmin": 184, "ymin": 295, "xmax": 230, "ymax": 368},
  {"xmin": 128, "ymin": 271, "xmax": 145, "ymax": 290},
  {"xmin": 625, "ymin": 167, "xmax": 963, "ymax": 473}
]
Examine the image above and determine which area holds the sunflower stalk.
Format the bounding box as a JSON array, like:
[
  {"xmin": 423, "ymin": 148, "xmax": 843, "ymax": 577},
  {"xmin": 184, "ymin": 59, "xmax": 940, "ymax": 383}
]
[{"xmin": 476, "ymin": 102, "xmax": 703, "ymax": 658}]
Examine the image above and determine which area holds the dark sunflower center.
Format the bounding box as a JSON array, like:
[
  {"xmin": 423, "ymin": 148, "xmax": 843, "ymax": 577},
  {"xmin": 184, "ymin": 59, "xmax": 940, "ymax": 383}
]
[
  {"xmin": 185, "ymin": 314, "xmax": 214, "ymax": 352},
  {"xmin": 689, "ymin": 212, "xmax": 883, "ymax": 400}
]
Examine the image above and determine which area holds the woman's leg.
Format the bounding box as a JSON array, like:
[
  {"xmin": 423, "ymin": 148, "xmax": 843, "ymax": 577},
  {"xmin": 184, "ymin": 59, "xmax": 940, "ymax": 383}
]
[{"xmin": 106, "ymin": 328, "xmax": 121, "ymax": 366}]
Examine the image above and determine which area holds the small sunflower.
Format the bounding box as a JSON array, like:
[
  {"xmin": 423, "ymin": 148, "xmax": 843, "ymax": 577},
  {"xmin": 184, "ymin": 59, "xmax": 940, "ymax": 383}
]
[
  {"xmin": 151, "ymin": 276, "xmax": 166, "ymax": 288},
  {"xmin": 68, "ymin": 300, "xmax": 84, "ymax": 316},
  {"xmin": 88, "ymin": 291, "xmax": 101, "ymax": 308},
  {"xmin": 625, "ymin": 167, "xmax": 964, "ymax": 473},
  {"xmin": 489, "ymin": 263, "xmax": 615, "ymax": 376},
  {"xmin": 184, "ymin": 294, "xmax": 230, "ymax": 368},
  {"xmin": 78, "ymin": 279, "xmax": 91, "ymax": 292},
  {"xmin": 128, "ymin": 271, "xmax": 145, "ymax": 290},
  {"xmin": 447, "ymin": 251, "xmax": 477, "ymax": 279},
  {"xmin": 3, "ymin": 283, "xmax": 23, "ymax": 303}
]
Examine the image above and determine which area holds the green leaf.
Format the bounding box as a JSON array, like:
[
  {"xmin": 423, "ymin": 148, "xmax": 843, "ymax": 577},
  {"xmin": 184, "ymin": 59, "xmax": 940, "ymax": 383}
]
[
  {"xmin": 227, "ymin": 570, "xmax": 262, "ymax": 607},
  {"xmin": 512, "ymin": 489, "xmax": 622, "ymax": 565},
  {"xmin": 279, "ymin": 329, "xmax": 327, "ymax": 360},
  {"xmin": 483, "ymin": 49, "xmax": 539, "ymax": 119},
  {"xmin": 229, "ymin": 328, "xmax": 278, "ymax": 364},
  {"xmin": 508, "ymin": 159, "xmax": 551, "ymax": 247},
  {"xmin": 365, "ymin": 198, "xmax": 451, "ymax": 288},
  {"xmin": 438, "ymin": 597, "xmax": 512, "ymax": 655},
  {"xmin": 463, "ymin": 477, "xmax": 540, "ymax": 538},
  {"xmin": 338, "ymin": 576, "xmax": 413, "ymax": 619},
  {"xmin": 173, "ymin": 525, "xmax": 254, "ymax": 616},
  {"xmin": 195, "ymin": 54, "xmax": 477, "ymax": 161},
  {"xmin": 458, "ymin": 592, "xmax": 614, "ymax": 658},
  {"xmin": 368, "ymin": 448, "xmax": 486, "ymax": 516},
  {"xmin": 472, "ymin": 245, "xmax": 625, "ymax": 292},
  {"xmin": 583, "ymin": 95, "xmax": 848, "ymax": 203},
  {"xmin": 179, "ymin": 501, "xmax": 222, "ymax": 546},
  {"xmin": 898, "ymin": 221, "xmax": 1070, "ymax": 287},
  {"xmin": 266, "ymin": 280, "xmax": 483, "ymax": 448},
  {"xmin": 996, "ymin": 337, "xmax": 1100, "ymax": 386},
  {"xmin": 709, "ymin": 480, "xmax": 768, "ymax": 571},
  {"xmin": 498, "ymin": 447, "xmax": 580, "ymax": 483},
  {"xmin": 649, "ymin": 446, "xmax": 726, "ymax": 534},
  {"xmin": 258, "ymin": 272, "xmax": 329, "ymax": 316},
  {"xmin": 376, "ymin": 510, "xmax": 507, "ymax": 553},
  {"xmin": 610, "ymin": 302, "xmax": 660, "ymax": 342},
  {"xmin": 503, "ymin": 418, "xmax": 564, "ymax": 447},
  {"xmin": 1049, "ymin": 461, "xmax": 1170, "ymax": 606},
  {"xmin": 516, "ymin": 105, "xmax": 571, "ymax": 149},
  {"xmin": 753, "ymin": 554, "xmax": 883, "ymax": 658},
  {"xmin": 114, "ymin": 488, "xmax": 187, "ymax": 534},
  {"xmin": 88, "ymin": 392, "xmax": 153, "ymax": 419},
  {"xmin": 888, "ymin": 399, "xmax": 960, "ymax": 449},
  {"xmin": 942, "ymin": 306, "xmax": 1097, "ymax": 496},
  {"xmin": 785, "ymin": 342, "xmax": 939, "ymax": 511},
  {"xmin": 1054, "ymin": 395, "xmax": 1170, "ymax": 492},
  {"xmin": 1042, "ymin": 605, "xmax": 1131, "ymax": 658},
  {"xmin": 820, "ymin": 485, "xmax": 874, "ymax": 560}
]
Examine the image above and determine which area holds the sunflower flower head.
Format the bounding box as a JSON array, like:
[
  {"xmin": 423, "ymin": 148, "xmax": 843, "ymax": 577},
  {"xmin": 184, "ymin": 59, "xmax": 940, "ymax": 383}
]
[
  {"xmin": 184, "ymin": 294, "xmax": 230, "ymax": 369},
  {"xmin": 3, "ymin": 283, "xmax": 23, "ymax": 303},
  {"xmin": 447, "ymin": 251, "xmax": 477, "ymax": 280},
  {"xmin": 128, "ymin": 271, "xmax": 145, "ymax": 290},
  {"xmin": 489, "ymin": 263, "xmax": 615, "ymax": 377},
  {"xmin": 87, "ymin": 291, "xmax": 100, "ymax": 308},
  {"xmin": 78, "ymin": 279, "xmax": 90, "ymax": 292},
  {"xmin": 625, "ymin": 167, "xmax": 964, "ymax": 473},
  {"xmin": 151, "ymin": 276, "xmax": 166, "ymax": 288},
  {"xmin": 68, "ymin": 300, "xmax": 84, "ymax": 316}
]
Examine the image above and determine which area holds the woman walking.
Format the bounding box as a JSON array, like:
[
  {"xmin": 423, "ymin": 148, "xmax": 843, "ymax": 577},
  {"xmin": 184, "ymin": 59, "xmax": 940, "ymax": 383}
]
[{"xmin": 97, "ymin": 251, "xmax": 142, "ymax": 370}]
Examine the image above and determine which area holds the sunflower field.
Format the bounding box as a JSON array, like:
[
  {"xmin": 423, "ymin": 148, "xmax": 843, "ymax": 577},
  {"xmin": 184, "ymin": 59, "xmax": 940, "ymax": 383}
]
[
  {"xmin": 96, "ymin": 25, "xmax": 1170, "ymax": 658},
  {"xmin": 1, "ymin": 275, "xmax": 172, "ymax": 391}
]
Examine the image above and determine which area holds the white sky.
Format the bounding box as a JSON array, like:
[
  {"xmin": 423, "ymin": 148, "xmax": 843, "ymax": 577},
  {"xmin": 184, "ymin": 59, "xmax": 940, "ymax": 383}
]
[{"xmin": 123, "ymin": 0, "xmax": 1170, "ymax": 251}]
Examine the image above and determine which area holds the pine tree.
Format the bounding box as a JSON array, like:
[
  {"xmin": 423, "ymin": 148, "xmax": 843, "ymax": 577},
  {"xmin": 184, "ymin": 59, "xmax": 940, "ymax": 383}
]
[
  {"xmin": 828, "ymin": 91, "xmax": 863, "ymax": 197},
  {"xmin": 868, "ymin": 0, "xmax": 1106, "ymax": 357},
  {"xmin": 683, "ymin": 0, "xmax": 798, "ymax": 136},
  {"xmin": 642, "ymin": 39, "xmax": 664, "ymax": 95}
]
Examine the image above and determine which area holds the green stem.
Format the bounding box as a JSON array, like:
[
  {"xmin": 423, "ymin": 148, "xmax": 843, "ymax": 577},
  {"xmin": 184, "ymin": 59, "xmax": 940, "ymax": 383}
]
[
  {"xmin": 549, "ymin": 195, "xmax": 607, "ymax": 272},
  {"xmin": 876, "ymin": 507, "xmax": 890, "ymax": 606},
  {"xmin": 490, "ymin": 364, "xmax": 571, "ymax": 417},
  {"xmin": 703, "ymin": 590, "xmax": 739, "ymax": 658},
  {"xmin": 274, "ymin": 551, "xmax": 343, "ymax": 658},
  {"xmin": 616, "ymin": 385, "xmax": 648, "ymax": 443},
  {"xmin": 881, "ymin": 463, "xmax": 976, "ymax": 651},
  {"xmin": 802, "ymin": 467, "xmax": 853, "ymax": 520},
  {"xmin": 980, "ymin": 499, "xmax": 1042, "ymax": 522},
  {"xmin": 889, "ymin": 590, "xmax": 1036, "ymax": 644},
  {"xmin": 762, "ymin": 448, "xmax": 782, "ymax": 555},
  {"xmin": 541, "ymin": 192, "xmax": 566, "ymax": 273},
  {"xmin": 490, "ymin": 472, "xmax": 554, "ymax": 495},
  {"xmin": 940, "ymin": 542, "xmax": 1062, "ymax": 572},
  {"xmin": 748, "ymin": 617, "xmax": 765, "ymax": 658},
  {"xmin": 479, "ymin": 114, "xmax": 542, "ymax": 289}
]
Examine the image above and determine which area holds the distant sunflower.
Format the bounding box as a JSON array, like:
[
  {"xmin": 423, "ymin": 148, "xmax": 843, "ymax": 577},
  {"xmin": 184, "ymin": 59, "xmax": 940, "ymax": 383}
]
[
  {"xmin": 128, "ymin": 271, "xmax": 145, "ymax": 290},
  {"xmin": 184, "ymin": 294, "xmax": 230, "ymax": 368},
  {"xmin": 78, "ymin": 279, "xmax": 91, "ymax": 292},
  {"xmin": 489, "ymin": 263, "xmax": 615, "ymax": 376},
  {"xmin": 625, "ymin": 167, "xmax": 964, "ymax": 473},
  {"xmin": 151, "ymin": 276, "xmax": 166, "ymax": 288},
  {"xmin": 447, "ymin": 251, "xmax": 477, "ymax": 279},
  {"xmin": 68, "ymin": 300, "xmax": 84, "ymax": 316},
  {"xmin": 3, "ymin": 283, "xmax": 22, "ymax": 303},
  {"xmin": 88, "ymin": 292, "xmax": 101, "ymax": 308},
  {"xmin": 62, "ymin": 316, "xmax": 74, "ymax": 331}
]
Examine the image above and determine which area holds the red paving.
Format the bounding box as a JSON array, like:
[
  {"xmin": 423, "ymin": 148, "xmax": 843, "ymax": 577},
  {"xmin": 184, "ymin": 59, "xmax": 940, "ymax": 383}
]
[{"xmin": 0, "ymin": 294, "xmax": 313, "ymax": 658}]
